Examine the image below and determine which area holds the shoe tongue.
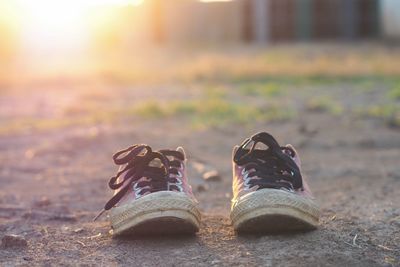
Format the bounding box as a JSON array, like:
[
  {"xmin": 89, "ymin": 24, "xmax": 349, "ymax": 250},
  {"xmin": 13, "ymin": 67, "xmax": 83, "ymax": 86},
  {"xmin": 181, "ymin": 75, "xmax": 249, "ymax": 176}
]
[
  {"xmin": 149, "ymin": 158, "xmax": 163, "ymax": 168},
  {"xmin": 176, "ymin": 147, "xmax": 186, "ymax": 160}
]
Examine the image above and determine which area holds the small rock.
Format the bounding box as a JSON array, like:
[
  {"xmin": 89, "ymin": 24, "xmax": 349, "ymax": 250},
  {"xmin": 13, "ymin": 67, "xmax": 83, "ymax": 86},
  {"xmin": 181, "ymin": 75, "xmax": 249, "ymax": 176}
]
[
  {"xmin": 196, "ymin": 184, "xmax": 208, "ymax": 193},
  {"xmin": 211, "ymin": 260, "xmax": 221, "ymax": 265},
  {"xmin": 298, "ymin": 124, "xmax": 318, "ymax": 137},
  {"xmin": 1, "ymin": 234, "xmax": 28, "ymax": 249},
  {"xmin": 24, "ymin": 149, "xmax": 35, "ymax": 159},
  {"xmin": 73, "ymin": 228, "xmax": 84, "ymax": 234},
  {"xmin": 23, "ymin": 256, "xmax": 32, "ymax": 261},
  {"xmin": 202, "ymin": 170, "xmax": 221, "ymax": 182},
  {"xmin": 192, "ymin": 162, "xmax": 206, "ymax": 173},
  {"xmin": 33, "ymin": 196, "xmax": 51, "ymax": 208},
  {"xmin": 61, "ymin": 226, "xmax": 70, "ymax": 233}
]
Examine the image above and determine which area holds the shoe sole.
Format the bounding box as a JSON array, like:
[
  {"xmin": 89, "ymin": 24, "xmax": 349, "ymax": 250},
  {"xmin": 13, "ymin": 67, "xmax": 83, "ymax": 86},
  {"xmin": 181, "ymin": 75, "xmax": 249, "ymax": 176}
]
[
  {"xmin": 231, "ymin": 189, "xmax": 320, "ymax": 234},
  {"xmin": 109, "ymin": 191, "xmax": 201, "ymax": 236}
]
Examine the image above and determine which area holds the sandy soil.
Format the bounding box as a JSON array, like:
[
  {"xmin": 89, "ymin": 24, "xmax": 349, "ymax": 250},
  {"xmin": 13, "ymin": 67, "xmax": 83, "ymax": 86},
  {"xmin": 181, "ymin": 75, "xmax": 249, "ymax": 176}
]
[{"xmin": 0, "ymin": 81, "xmax": 399, "ymax": 267}]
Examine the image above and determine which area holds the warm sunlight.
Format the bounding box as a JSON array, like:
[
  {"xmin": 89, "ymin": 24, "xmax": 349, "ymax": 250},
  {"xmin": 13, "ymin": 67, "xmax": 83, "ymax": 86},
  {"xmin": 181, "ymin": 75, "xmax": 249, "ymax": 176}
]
[
  {"xmin": 16, "ymin": 0, "xmax": 143, "ymax": 38},
  {"xmin": 16, "ymin": 0, "xmax": 143, "ymax": 24},
  {"xmin": 8, "ymin": 0, "xmax": 144, "ymax": 70}
]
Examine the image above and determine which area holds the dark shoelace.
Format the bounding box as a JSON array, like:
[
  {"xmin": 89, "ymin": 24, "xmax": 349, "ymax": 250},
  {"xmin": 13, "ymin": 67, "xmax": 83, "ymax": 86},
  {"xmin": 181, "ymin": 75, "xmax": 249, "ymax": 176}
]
[
  {"xmin": 233, "ymin": 132, "xmax": 303, "ymax": 191},
  {"xmin": 94, "ymin": 145, "xmax": 184, "ymax": 221}
]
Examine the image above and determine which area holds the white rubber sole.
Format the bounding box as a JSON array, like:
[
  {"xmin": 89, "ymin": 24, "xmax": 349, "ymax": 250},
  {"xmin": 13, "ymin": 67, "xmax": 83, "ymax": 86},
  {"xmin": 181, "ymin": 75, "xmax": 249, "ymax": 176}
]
[
  {"xmin": 109, "ymin": 191, "xmax": 201, "ymax": 236},
  {"xmin": 231, "ymin": 189, "xmax": 320, "ymax": 233}
]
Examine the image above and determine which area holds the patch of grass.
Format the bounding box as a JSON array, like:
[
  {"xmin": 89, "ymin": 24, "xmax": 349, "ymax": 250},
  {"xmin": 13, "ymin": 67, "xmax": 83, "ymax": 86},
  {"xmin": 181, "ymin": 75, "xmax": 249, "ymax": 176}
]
[
  {"xmin": 187, "ymin": 99, "xmax": 294, "ymax": 128},
  {"xmin": 130, "ymin": 96, "xmax": 295, "ymax": 128},
  {"xmin": 135, "ymin": 101, "xmax": 169, "ymax": 118},
  {"xmin": 204, "ymin": 85, "xmax": 228, "ymax": 99},
  {"xmin": 359, "ymin": 104, "xmax": 400, "ymax": 128},
  {"xmin": 306, "ymin": 96, "xmax": 343, "ymax": 115},
  {"xmin": 387, "ymin": 83, "xmax": 400, "ymax": 100},
  {"xmin": 355, "ymin": 80, "xmax": 376, "ymax": 93},
  {"xmin": 169, "ymin": 101, "xmax": 198, "ymax": 115},
  {"xmin": 259, "ymin": 104, "xmax": 296, "ymax": 122},
  {"xmin": 239, "ymin": 82, "xmax": 283, "ymax": 97}
]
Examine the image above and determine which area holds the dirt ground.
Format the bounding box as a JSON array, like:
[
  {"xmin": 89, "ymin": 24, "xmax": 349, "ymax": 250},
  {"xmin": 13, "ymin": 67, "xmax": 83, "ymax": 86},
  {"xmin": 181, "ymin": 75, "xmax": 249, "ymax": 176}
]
[{"xmin": 1, "ymin": 46, "xmax": 400, "ymax": 266}]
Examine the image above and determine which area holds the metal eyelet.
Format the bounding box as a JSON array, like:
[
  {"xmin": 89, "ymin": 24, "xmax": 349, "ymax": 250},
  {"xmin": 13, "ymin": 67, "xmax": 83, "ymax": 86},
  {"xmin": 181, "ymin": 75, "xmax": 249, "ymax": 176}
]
[
  {"xmin": 242, "ymin": 171, "xmax": 249, "ymax": 181},
  {"xmin": 176, "ymin": 171, "xmax": 183, "ymax": 178},
  {"xmin": 169, "ymin": 182, "xmax": 183, "ymax": 192},
  {"xmin": 280, "ymin": 187, "xmax": 294, "ymax": 193},
  {"xmin": 133, "ymin": 182, "xmax": 142, "ymax": 197},
  {"xmin": 242, "ymin": 172, "xmax": 252, "ymax": 189},
  {"xmin": 243, "ymin": 178, "xmax": 252, "ymax": 189},
  {"xmin": 177, "ymin": 184, "xmax": 183, "ymax": 192}
]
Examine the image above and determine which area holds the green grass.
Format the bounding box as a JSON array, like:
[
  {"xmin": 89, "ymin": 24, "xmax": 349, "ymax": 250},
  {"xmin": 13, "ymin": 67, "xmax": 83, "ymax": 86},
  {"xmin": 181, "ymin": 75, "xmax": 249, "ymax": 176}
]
[
  {"xmin": 204, "ymin": 85, "xmax": 228, "ymax": 99},
  {"xmin": 358, "ymin": 104, "xmax": 400, "ymax": 128},
  {"xmin": 134, "ymin": 97, "xmax": 295, "ymax": 128},
  {"xmin": 133, "ymin": 83, "xmax": 294, "ymax": 127},
  {"xmin": 387, "ymin": 83, "xmax": 400, "ymax": 100},
  {"xmin": 239, "ymin": 82, "xmax": 283, "ymax": 97},
  {"xmin": 135, "ymin": 101, "xmax": 169, "ymax": 118},
  {"xmin": 306, "ymin": 96, "xmax": 343, "ymax": 115}
]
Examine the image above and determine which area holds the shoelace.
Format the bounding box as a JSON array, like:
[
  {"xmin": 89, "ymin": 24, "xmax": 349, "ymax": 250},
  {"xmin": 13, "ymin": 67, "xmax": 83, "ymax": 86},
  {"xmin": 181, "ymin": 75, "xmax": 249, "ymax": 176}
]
[
  {"xmin": 233, "ymin": 132, "xmax": 303, "ymax": 191},
  {"xmin": 94, "ymin": 145, "xmax": 184, "ymax": 221}
]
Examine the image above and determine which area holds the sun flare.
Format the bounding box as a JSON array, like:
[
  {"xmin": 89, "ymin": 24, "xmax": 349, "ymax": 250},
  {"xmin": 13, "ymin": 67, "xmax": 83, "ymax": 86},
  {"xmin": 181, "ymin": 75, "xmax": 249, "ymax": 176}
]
[{"xmin": 9, "ymin": 0, "xmax": 143, "ymax": 65}]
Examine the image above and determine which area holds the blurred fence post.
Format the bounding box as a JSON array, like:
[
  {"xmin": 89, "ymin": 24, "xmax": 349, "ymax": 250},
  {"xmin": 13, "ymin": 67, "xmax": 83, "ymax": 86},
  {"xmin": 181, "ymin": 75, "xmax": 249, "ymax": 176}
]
[
  {"xmin": 358, "ymin": 0, "xmax": 380, "ymax": 38},
  {"xmin": 269, "ymin": 0, "xmax": 296, "ymax": 41},
  {"xmin": 381, "ymin": 0, "xmax": 400, "ymax": 40},
  {"xmin": 295, "ymin": 0, "xmax": 313, "ymax": 40},
  {"xmin": 252, "ymin": 0, "xmax": 270, "ymax": 44},
  {"xmin": 340, "ymin": 0, "xmax": 358, "ymax": 40}
]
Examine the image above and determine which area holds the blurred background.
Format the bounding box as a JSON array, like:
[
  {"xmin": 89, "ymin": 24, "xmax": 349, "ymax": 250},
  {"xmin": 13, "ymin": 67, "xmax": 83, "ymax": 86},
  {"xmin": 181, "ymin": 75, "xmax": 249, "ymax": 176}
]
[
  {"xmin": 0, "ymin": 0, "xmax": 400, "ymax": 85},
  {"xmin": 0, "ymin": 0, "xmax": 399, "ymax": 138},
  {"xmin": 1, "ymin": 0, "xmax": 400, "ymax": 139}
]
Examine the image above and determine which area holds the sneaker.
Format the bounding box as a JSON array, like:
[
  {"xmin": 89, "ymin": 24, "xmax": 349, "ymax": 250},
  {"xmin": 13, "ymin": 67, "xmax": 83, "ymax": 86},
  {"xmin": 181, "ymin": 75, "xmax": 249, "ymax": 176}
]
[
  {"xmin": 230, "ymin": 132, "xmax": 320, "ymax": 233},
  {"xmin": 94, "ymin": 144, "xmax": 201, "ymax": 236}
]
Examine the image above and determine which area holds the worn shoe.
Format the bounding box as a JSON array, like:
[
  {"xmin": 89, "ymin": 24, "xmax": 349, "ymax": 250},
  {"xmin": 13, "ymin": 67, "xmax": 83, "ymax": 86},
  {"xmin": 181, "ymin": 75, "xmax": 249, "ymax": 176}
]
[
  {"xmin": 230, "ymin": 132, "xmax": 320, "ymax": 233},
  {"xmin": 95, "ymin": 144, "xmax": 201, "ymax": 236}
]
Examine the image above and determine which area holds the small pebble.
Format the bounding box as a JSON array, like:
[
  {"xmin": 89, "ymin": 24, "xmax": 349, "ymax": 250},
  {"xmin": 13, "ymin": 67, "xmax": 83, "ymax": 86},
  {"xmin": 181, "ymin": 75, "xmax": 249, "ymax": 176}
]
[
  {"xmin": 298, "ymin": 124, "xmax": 318, "ymax": 136},
  {"xmin": 202, "ymin": 170, "xmax": 221, "ymax": 182},
  {"xmin": 1, "ymin": 234, "xmax": 28, "ymax": 248},
  {"xmin": 196, "ymin": 184, "xmax": 208, "ymax": 193},
  {"xmin": 33, "ymin": 196, "xmax": 51, "ymax": 208},
  {"xmin": 74, "ymin": 228, "xmax": 84, "ymax": 233},
  {"xmin": 24, "ymin": 149, "xmax": 35, "ymax": 159}
]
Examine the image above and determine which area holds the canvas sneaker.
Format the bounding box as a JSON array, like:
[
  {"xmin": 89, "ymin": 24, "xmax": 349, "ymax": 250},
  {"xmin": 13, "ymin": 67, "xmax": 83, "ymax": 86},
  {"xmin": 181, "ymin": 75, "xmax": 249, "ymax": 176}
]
[
  {"xmin": 230, "ymin": 132, "xmax": 320, "ymax": 233},
  {"xmin": 94, "ymin": 144, "xmax": 201, "ymax": 236}
]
